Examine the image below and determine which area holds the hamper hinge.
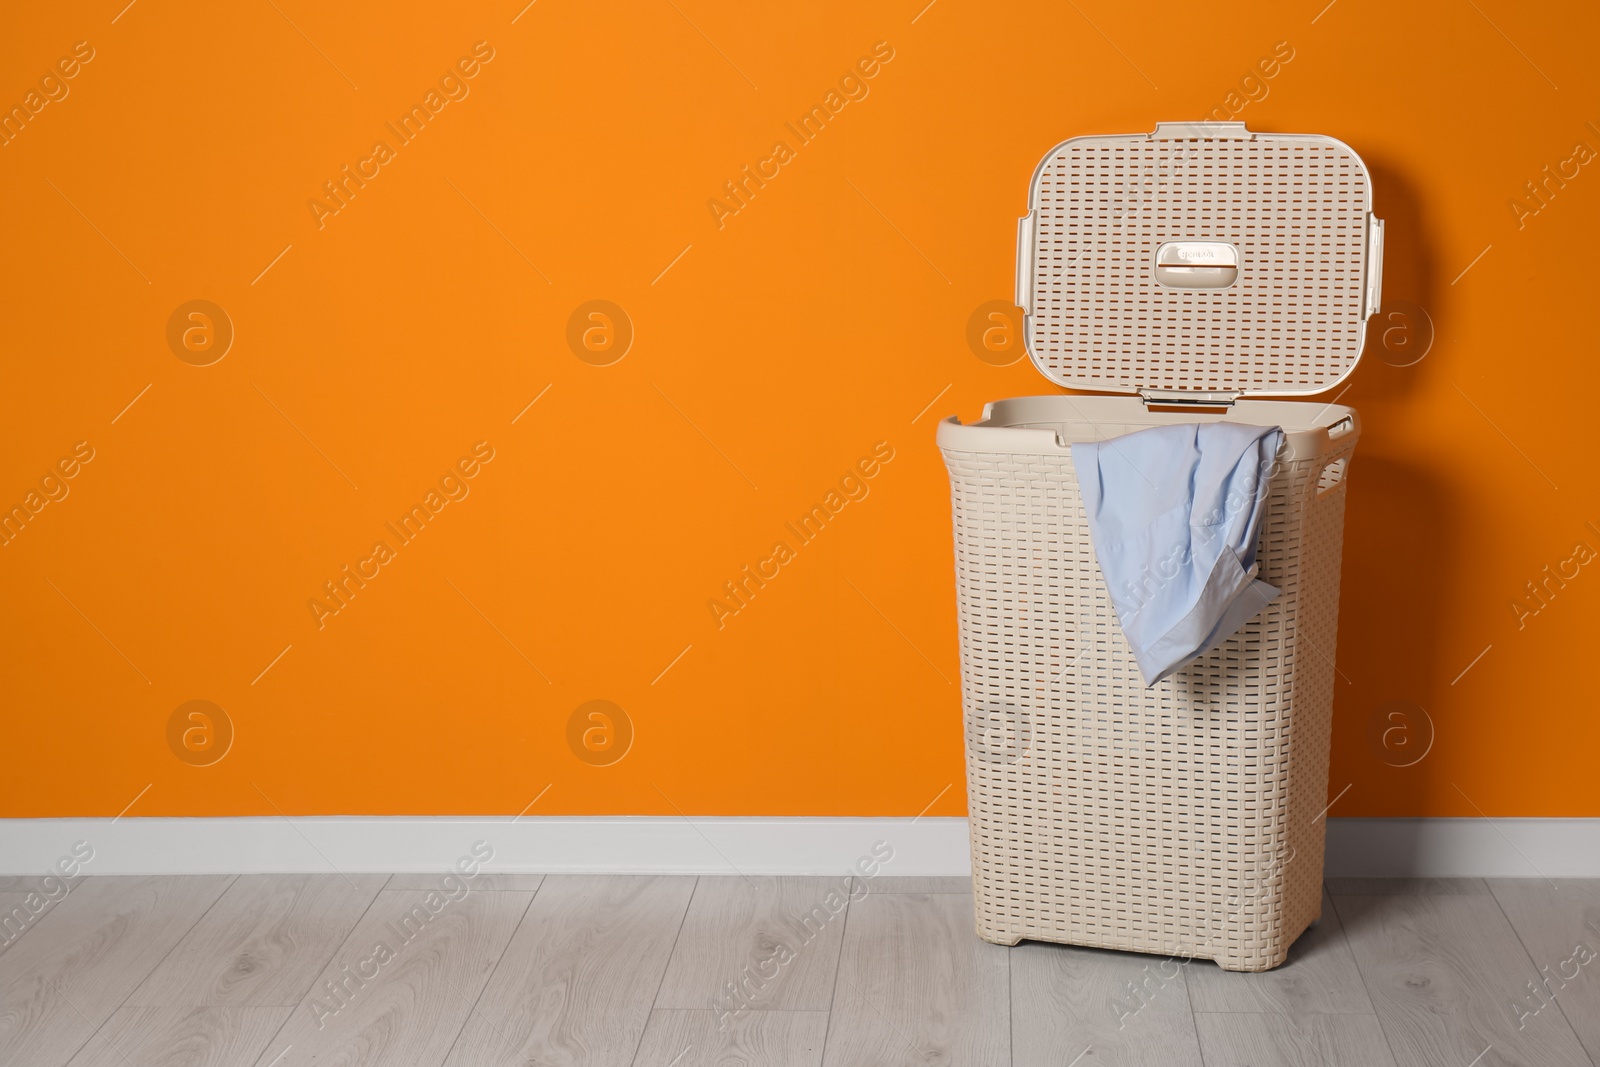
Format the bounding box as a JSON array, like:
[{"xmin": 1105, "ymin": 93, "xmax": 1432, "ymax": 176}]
[
  {"xmin": 1139, "ymin": 389, "xmax": 1239, "ymax": 408},
  {"xmin": 1150, "ymin": 121, "xmax": 1253, "ymax": 141}
]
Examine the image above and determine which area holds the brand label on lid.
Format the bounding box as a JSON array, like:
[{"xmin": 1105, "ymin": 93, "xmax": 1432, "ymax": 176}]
[
  {"xmin": 1154, "ymin": 242, "xmax": 1238, "ymax": 289},
  {"xmin": 1156, "ymin": 241, "xmax": 1237, "ymax": 266}
]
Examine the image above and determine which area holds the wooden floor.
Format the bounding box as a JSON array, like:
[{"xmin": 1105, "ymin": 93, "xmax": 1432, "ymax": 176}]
[{"xmin": 2, "ymin": 874, "xmax": 1597, "ymax": 1066}]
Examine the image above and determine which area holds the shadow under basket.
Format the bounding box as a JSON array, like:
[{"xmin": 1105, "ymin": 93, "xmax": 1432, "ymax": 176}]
[{"xmin": 938, "ymin": 395, "xmax": 1359, "ymax": 971}]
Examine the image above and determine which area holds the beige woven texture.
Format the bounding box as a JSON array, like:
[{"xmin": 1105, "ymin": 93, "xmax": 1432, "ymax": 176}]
[
  {"xmin": 942, "ymin": 126, "xmax": 1375, "ymax": 971},
  {"xmin": 944, "ymin": 405, "xmax": 1354, "ymax": 971},
  {"xmin": 1030, "ymin": 132, "xmax": 1370, "ymax": 395}
]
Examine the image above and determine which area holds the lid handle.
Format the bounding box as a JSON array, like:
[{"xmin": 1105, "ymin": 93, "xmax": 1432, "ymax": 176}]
[
  {"xmin": 1016, "ymin": 213, "xmax": 1034, "ymax": 315},
  {"xmin": 1154, "ymin": 241, "xmax": 1239, "ymax": 289},
  {"xmin": 1365, "ymin": 215, "xmax": 1385, "ymax": 317}
]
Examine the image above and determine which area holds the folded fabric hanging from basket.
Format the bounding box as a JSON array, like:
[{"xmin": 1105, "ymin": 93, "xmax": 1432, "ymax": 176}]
[{"xmin": 1072, "ymin": 422, "xmax": 1285, "ymax": 687}]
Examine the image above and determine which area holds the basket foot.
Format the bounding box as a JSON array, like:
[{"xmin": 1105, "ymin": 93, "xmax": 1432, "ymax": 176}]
[
  {"xmin": 1211, "ymin": 950, "xmax": 1291, "ymax": 972},
  {"xmin": 975, "ymin": 927, "xmax": 1023, "ymax": 947}
]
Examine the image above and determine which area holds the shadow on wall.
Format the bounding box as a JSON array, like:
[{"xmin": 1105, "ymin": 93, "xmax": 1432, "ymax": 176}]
[
  {"xmin": 1363, "ymin": 156, "xmax": 1440, "ymax": 402},
  {"xmin": 1335, "ymin": 458, "xmax": 1456, "ymax": 822},
  {"xmin": 1326, "ymin": 155, "xmax": 1451, "ymax": 834}
]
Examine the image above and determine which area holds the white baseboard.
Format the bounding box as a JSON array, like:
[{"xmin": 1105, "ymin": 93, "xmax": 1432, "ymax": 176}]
[
  {"xmin": 2, "ymin": 816, "xmax": 1596, "ymax": 879},
  {"xmin": 0, "ymin": 817, "xmax": 970, "ymax": 879},
  {"xmin": 1322, "ymin": 817, "xmax": 1600, "ymax": 878}
]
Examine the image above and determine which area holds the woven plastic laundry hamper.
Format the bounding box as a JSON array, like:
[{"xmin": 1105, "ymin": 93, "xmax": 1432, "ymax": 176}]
[{"xmin": 938, "ymin": 122, "xmax": 1383, "ymax": 972}]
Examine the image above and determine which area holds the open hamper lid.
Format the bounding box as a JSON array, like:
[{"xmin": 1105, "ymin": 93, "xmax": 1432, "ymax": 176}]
[{"xmin": 1017, "ymin": 122, "xmax": 1384, "ymax": 405}]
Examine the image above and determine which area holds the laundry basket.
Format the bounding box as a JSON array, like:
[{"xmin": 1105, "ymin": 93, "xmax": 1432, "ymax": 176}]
[{"xmin": 938, "ymin": 122, "xmax": 1382, "ymax": 972}]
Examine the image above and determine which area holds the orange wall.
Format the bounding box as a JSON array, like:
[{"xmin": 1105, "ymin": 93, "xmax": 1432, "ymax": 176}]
[{"xmin": 2, "ymin": 0, "xmax": 1596, "ymax": 820}]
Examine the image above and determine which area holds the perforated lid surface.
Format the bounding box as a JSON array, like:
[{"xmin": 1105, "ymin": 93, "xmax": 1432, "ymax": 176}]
[{"xmin": 1020, "ymin": 123, "xmax": 1381, "ymax": 398}]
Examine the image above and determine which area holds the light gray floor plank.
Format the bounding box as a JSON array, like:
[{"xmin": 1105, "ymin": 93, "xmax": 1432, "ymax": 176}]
[
  {"xmin": 655, "ymin": 876, "xmax": 848, "ymax": 1012},
  {"xmin": 0, "ymin": 876, "xmax": 80, "ymax": 891},
  {"xmin": 18, "ymin": 874, "xmax": 1600, "ymax": 1067},
  {"xmin": 634, "ymin": 1008, "xmax": 828, "ymax": 1067},
  {"xmin": 65, "ymin": 1005, "xmax": 290, "ymax": 1067},
  {"xmin": 385, "ymin": 873, "xmax": 546, "ymax": 891},
  {"xmin": 1193, "ymin": 1011, "xmax": 1398, "ymax": 1067},
  {"xmin": 0, "ymin": 875, "xmax": 233, "ymax": 1066},
  {"xmin": 870, "ymin": 877, "xmax": 973, "ymax": 894},
  {"xmin": 0, "ymin": 893, "xmax": 38, "ymax": 956},
  {"xmin": 1012, "ymin": 940, "xmax": 1204, "ymax": 1066},
  {"xmin": 1326, "ymin": 877, "xmax": 1489, "ymax": 895},
  {"xmin": 822, "ymin": 892, "xmax": 1008, "ymax": 1067},
  {"xmin": 1187, "ymin": 887, "xmax": 1374, "ymax": 1015},
  {"xmin": 248, "ymin": 887, "xmax": 531, "ymax": 1067},
  {"xmin": 440, "ymin": 875, "xmax": 697, "ymax": 1067},
  {"xmin": 0, "ymin": 879, "xmax": 91, "ymax": 957},
  {"xmin": 1335, "ymin": 891, "xmax": 1592, "ymax": 1067},
  {"xmin": 1488, "ymin": 878, "xmax": 1600, "ymax": 1063},
  {"xmin": 127, "ymin": 873, "xmax": 386, "ymax": 1006}
]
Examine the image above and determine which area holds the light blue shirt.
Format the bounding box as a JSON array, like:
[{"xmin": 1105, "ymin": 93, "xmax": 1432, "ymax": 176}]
[{"xmin": 1072, "ymin": 422, "xmax": 1284, "ymax": 687}]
